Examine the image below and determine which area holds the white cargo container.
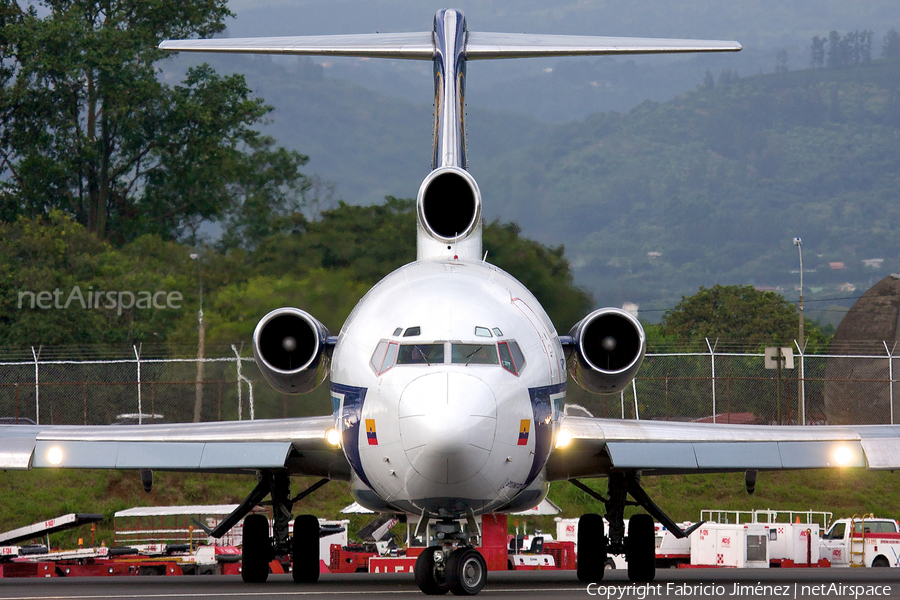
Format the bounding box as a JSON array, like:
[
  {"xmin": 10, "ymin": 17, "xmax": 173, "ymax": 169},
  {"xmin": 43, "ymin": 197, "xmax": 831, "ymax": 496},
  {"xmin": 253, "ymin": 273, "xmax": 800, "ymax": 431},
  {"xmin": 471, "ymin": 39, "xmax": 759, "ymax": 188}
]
[
  {"xmin": 690, "ymin": 523, "xmax": 769, "ymax": 568},
  {"xmin": 767, "ymin": 523, "xmax": 821, "ymax": 566}
]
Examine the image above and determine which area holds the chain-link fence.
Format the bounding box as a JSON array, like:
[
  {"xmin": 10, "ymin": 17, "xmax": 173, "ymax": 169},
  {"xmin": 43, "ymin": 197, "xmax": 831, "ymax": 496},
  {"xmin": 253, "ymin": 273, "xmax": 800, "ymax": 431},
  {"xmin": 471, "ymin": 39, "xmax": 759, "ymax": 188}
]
[{"xmin": 0, "ymin": 342, "xmax": 896, "ymax": 426}]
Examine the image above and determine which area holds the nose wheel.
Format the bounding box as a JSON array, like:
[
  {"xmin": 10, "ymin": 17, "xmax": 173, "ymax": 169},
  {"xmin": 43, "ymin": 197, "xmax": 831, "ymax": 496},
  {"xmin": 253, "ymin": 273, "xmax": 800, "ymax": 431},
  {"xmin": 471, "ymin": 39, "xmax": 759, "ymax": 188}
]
[
  {"xmin": 447, "ymin": 548, "xmax": 487, "ymax": 595},
  {"xmin": 415, "ymin": 546, "xmax": 488, "ymax": 596}
]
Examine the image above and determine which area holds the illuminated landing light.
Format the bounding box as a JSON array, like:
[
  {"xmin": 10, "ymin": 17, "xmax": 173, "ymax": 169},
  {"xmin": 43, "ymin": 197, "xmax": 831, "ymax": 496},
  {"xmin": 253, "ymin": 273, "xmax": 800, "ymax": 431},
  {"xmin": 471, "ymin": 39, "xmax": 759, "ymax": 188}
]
[
  {"xmin": 833, "ymin": 445, "xmax": 853, "ymax": 466},
  {"xmin": 47, "ymin": 446, "xmax": 63, "ymax": 466},
  {"xmin": 326, "ymin": 428, "xmax": 342, "ymax": 447},
  {"xmin": 555, "ymin": 428, "xmax": 573, "ymax": 449}
]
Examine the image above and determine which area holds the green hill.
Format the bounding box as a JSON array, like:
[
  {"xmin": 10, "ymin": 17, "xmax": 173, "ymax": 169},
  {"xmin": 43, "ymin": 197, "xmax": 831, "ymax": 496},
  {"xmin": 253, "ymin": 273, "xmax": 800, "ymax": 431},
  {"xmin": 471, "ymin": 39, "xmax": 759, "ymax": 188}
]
[{"xmin": 476, "ymin": 59, "xmax": 900, "ymax": 323}]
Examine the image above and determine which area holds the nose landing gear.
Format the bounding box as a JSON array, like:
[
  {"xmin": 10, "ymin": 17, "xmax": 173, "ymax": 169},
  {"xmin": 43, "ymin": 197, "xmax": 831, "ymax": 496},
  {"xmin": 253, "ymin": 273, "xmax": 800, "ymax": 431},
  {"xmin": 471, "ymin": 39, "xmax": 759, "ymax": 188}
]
[{"xmin": 414, "ymin": 517, "xmax": 488, "ymax": 596}]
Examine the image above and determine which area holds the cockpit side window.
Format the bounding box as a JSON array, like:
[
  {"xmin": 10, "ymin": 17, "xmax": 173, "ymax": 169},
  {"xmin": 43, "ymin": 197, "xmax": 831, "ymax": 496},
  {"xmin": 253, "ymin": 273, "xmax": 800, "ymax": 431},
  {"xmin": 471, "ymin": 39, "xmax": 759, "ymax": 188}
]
[
  {"xmin": 508, "ymin": 341, "xmax": 526, "ymax": 373},
  {"xmin": 397, "ymin": 343, "xmax": 444, "ymax": 365},
  {"xmin": 370, "ymin": 341, "xmax": 399, "ymax": 375},
  {"xmin": 474, "ymin": 326, "xmax": 492, "ymax": 338},
  {"xmin": 370, "ymin": 341, "xmax": 388, "ymax": 374},
  {"xmin": 451, "ymin": 344, "xmax": 499, "ymax": 365},
  {"xmin": 498, "ymin": 342, "xmax": 516, "ymax": 374}
]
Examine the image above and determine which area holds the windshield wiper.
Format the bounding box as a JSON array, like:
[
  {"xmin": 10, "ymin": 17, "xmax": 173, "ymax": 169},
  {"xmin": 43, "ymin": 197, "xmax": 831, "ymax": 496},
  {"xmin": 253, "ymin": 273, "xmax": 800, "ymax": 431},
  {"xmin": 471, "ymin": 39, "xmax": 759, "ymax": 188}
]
[
  {"xmin": 464, "ymin": 346, "xmax": 483, "ymax": 366},
  {"xmin": 414, "ymin": 346, "xmax": 430, "ymax": 366}
]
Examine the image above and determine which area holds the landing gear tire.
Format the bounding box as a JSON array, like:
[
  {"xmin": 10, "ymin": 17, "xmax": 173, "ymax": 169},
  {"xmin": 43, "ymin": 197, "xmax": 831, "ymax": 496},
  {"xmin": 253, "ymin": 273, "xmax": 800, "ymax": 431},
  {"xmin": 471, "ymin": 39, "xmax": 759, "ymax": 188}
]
[
  {"xmin": 447, "ymin": 548, "xmax": 487, "ymax": 596},
  {"xmin": 626, "ymin": 513, "xmax": 656, "ymax": 583},
  {"xmin": 415, "ymin": 546, "xmax": 450, "ymax": 595},
  {"xmin": 292, "ymin": 514, "xmax": 320, "ymax": 583},
  {"xmin": 241, "ymin": 513, "xmax": 271, "ymax": 583},
  {"xmin": 577, "ymin": 513, "xmax": 607, "ymax": 583}
]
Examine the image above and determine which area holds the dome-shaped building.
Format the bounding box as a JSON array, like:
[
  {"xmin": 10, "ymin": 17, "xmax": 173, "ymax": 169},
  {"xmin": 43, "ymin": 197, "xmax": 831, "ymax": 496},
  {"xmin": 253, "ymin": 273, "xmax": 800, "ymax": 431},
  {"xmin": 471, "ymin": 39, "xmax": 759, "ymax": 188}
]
[{"xmin": 823, "ymin": 273, "xmax": 900, "ymax": 424}]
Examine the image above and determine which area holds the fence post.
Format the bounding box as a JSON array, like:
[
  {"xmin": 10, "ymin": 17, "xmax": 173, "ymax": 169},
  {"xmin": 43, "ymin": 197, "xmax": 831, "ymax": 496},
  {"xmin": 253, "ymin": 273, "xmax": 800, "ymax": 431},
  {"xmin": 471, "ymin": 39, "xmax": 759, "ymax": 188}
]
[
  {"xmin": 706, "ymin": 338, "xmax": 717, "ymax": 423},
  {"xmin": 133, "ymin": 345, "xmax": 142, "ymax": 424},
  {"xmin": 794, "ymin": 340, "xmax": 806, "ymax": 426},
  {"xmin": 620, "ymin": 390, "xmax": 625, "ymax": 419},
  {"xmin": 632, "ymin": 379, "xmax": 639, "ymax": 420},
  {"xmin": 232, "ymin": 344, "xmax": 255, "ymax": 421},
  {"xmin": 31, "ymin": 346, "xmax": 40, "ymax": 425},
  {"xmin": 886, "ymin": 341, "xmax": 896, "ymax": 425}
]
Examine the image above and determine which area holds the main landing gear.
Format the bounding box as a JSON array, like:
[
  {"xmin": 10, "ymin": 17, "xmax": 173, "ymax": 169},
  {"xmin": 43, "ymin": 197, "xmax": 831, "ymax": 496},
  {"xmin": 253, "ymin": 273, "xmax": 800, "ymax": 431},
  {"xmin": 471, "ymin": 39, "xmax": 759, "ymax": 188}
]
[
  {"xmin": 571, "ymin": 471, "xmax": 705, "ymax": 584},
  {"xmin": 190, "ymin": 471, "xmax": 330, "ymax": 584},
  {"xmin": 414, "ymin": 518, "xmax": 488, "ymax": 596}
]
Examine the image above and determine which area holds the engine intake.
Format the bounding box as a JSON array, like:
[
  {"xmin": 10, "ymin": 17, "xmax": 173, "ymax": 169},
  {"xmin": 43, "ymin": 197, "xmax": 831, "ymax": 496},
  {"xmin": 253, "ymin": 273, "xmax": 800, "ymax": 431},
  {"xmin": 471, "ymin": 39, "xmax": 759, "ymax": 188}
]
[
  {"xmin": 566, "ymin": 308, "xmax": 646, "ymax": 394},
  {"xmin": 253, "ymin": 307, "xmax": 331, "ymax": 395},
  {"xmin": 417, "ymin": 166, "xmax": 481, "ymax": 241}
]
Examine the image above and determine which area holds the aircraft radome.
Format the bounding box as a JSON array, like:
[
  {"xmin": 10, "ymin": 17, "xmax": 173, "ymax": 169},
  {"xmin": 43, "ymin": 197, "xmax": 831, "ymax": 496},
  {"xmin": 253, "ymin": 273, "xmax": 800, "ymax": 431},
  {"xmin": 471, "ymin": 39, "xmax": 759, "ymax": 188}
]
[{"xmin": 3, "ymin": 8, "xmax": 900, "ymax": 597}]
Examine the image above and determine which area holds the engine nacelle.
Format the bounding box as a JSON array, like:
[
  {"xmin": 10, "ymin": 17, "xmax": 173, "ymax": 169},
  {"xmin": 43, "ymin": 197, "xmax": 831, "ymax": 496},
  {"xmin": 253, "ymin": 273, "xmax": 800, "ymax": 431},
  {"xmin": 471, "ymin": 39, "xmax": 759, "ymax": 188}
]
[
  {"xmin": 566, "ymin": 308, "xmax": 646, "ymax": 394},
  {"xmin": 252, "ymin": 307, "xmax": 331, "ymax": 395},
  {"xmin": 416, "ymin": 166, "xmax": 483, "ymax": 261}
]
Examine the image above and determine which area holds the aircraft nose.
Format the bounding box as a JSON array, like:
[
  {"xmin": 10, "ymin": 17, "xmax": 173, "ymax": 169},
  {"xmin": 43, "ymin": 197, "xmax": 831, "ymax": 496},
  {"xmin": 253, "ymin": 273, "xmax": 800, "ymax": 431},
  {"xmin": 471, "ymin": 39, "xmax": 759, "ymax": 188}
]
[{"xmin": 398, "ymin": 372, "xmax": 497, "ymax": 484}]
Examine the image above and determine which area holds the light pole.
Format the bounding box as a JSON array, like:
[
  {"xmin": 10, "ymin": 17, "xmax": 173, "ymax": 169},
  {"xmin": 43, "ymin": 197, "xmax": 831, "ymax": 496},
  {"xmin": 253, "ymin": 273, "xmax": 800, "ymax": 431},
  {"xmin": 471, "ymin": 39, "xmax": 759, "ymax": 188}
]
[
  {"xmin": 792, "ymin": 237, "xmax": 803, "ymax": 349},
  {"xmin": 190, "ymin": 253, "xmax": 205, "ymax": 423}
]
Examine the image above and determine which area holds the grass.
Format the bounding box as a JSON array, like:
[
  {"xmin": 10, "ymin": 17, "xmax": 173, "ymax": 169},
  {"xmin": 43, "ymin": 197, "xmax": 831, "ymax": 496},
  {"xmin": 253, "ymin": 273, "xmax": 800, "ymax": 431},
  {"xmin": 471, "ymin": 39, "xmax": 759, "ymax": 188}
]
[{"xmin": 1, "ymin": 468, "xmax": 898, "ymax": 549}]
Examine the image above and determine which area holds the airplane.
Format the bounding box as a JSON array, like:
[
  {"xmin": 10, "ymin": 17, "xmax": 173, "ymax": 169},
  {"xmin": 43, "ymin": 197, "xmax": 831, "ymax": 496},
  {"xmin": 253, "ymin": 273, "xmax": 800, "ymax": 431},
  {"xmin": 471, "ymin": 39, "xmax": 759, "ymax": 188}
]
[{"xmin": 3, "ymin": 8, "xmax": 900, "ymax": 596}]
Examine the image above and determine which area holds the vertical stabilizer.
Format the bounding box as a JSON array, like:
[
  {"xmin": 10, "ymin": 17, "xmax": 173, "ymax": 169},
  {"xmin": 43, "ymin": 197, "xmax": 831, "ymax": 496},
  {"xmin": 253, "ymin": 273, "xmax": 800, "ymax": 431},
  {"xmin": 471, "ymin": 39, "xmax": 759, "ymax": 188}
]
[{"xmin": 431, "ymin": 8, "xmax": 468, "ymax": 170}]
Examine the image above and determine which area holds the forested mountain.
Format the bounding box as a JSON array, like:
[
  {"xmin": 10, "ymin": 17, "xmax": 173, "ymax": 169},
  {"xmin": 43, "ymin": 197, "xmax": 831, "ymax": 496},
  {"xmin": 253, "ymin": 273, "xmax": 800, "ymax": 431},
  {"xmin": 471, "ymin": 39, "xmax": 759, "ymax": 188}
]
[
  {"xmin": 182, "ymin": 51, "xmax": 900, "ymax": 326},
  {"xmin": 476, "ymin": 58, "xmax": 900, "ymax": 324}
]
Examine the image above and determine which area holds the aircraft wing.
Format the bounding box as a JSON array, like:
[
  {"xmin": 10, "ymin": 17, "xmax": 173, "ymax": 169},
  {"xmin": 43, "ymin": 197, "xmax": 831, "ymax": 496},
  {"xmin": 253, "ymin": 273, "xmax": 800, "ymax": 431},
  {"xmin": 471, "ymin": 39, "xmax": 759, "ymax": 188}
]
[
  {"xmin": 546, "ymin": 416, "xmax": 900, "ymax": 480},
  {"xmin": 0, "ymin": 417, "xmax": 350, "ymax": 479}
]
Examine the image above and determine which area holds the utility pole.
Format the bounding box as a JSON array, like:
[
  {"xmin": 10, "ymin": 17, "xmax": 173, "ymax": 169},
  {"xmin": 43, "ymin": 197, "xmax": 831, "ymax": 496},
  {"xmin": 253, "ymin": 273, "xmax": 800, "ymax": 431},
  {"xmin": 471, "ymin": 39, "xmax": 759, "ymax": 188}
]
[
  {"xmin": 191, "ymin": 253, "xmax": 205, "ymax": 423},
  {"xmin": 793, "ymin": 237, "xmax": 804, "ymax": 349}
]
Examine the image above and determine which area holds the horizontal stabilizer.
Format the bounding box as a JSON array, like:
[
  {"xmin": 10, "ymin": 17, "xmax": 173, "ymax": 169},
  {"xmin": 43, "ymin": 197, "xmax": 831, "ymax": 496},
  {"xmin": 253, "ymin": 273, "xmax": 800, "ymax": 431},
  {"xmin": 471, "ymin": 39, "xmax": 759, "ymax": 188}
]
[
  {"xmin": 159, "ymin": 32, "xmax": 740, "ymax": 60},
  {"xmin": 465, "ymin": 32, "xmax": 741, "ymax": 59},
  {"xmin": 159, "ymin": 32, "xmax": 435, "ymax": 59}
]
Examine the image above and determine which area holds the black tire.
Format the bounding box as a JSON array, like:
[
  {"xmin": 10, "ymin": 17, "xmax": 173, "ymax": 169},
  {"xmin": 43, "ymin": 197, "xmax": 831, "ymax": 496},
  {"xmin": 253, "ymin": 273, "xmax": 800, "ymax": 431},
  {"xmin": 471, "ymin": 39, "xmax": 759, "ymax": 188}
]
[
  {"xmin": 577, "ymin": 513, "xmax": 606, "ymax": 583},
  {"xmin": 605, "ymin": 558, "xmax": 616, "ymax": 570},
  {"xmin": 241, "ymin": 513, "xmax": 271, "ymax": 583},
  {"xmin": 872, "ymin": 556, "xmax": 890, "ymax": 567},
  {"xmin": 447, "ymin": 548, "xmax": 487, "ymax": 596},
  {"xmin": 292, "ymin": 514, "xmax": 320, "ymax": 583},
  {"xmin": 626, "ymin": 514, "xmax": 656, "ymax": 583},
  {"xmin": 415, "ymin": 547, "xmax": 450, "ymax": 595}
]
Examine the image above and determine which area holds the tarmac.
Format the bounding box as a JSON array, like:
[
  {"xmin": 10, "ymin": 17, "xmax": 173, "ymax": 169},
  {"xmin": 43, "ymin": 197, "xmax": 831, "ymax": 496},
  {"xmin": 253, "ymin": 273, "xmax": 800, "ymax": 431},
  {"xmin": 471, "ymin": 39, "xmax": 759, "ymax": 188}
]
[{"xmin": 2, "ymin": 568, "xmax": 900, "ymax": 600}]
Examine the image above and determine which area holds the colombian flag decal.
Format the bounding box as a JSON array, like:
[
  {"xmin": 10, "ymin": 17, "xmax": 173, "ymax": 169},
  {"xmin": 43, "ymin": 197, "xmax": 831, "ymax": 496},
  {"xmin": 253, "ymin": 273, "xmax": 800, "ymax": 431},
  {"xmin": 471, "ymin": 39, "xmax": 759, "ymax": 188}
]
[
  {"xmin": 517, "ymin": 419, "xmax": 530, "ymax": 446},
  {"xmin": 365, "ymin": 419, "xmax": 378, "ymax": 446}
]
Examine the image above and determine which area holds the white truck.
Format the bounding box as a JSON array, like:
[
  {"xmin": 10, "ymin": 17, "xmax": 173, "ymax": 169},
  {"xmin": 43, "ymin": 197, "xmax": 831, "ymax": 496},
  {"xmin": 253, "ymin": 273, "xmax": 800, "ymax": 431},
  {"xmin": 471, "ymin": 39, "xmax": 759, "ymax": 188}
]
[{"xmin": 820, "ymin": 516, "xmax": 900, "ymax": 567}]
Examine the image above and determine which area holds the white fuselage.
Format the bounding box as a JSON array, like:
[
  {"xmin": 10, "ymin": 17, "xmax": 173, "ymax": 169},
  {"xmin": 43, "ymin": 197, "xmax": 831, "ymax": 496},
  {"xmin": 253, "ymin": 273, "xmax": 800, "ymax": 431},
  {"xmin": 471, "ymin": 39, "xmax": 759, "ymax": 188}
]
[{"xmin": 330, "ymin": 258, "xmax": 565, "ymax": 518}]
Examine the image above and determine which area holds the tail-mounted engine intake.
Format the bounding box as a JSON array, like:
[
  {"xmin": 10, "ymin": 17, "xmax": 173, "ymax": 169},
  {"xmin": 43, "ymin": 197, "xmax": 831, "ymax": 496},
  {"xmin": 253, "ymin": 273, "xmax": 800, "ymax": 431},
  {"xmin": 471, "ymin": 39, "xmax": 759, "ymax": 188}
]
[
  {"xmin": 566, "ymin": 308, "xmax": 646, "ymax": 394},
  {"xmin": 416, "ymin": 166, "xmax": 483, "ymax": 261},
  {"xmin": 253, "ymin": 307, "xmax": 331, "ymax": 395}
]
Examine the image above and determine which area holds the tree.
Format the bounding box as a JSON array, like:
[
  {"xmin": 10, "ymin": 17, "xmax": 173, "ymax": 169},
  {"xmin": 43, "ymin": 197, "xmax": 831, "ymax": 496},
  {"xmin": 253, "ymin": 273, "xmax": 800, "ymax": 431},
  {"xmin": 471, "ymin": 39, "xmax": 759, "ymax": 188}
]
[
  {"xmin": 811, "ymin": 36, "xmax": 826, "ymax": 68},
  {"xmin": 659, "ymin": 284, "xmax": 826, "ymax": 348},
  {"xmin": 884, "ymin": 29, "xmax": 900, "ymax": 59},
  {"xmin": 0, "ymin": 212, "xmax": 198, "ymax": 346},
  {"xmin": 237, "ymin": 196, "xmax": 593, "ymax": 332},
  {"xmin": 0, "ymin": 0, "xmax": 308, "ymax": 242}
]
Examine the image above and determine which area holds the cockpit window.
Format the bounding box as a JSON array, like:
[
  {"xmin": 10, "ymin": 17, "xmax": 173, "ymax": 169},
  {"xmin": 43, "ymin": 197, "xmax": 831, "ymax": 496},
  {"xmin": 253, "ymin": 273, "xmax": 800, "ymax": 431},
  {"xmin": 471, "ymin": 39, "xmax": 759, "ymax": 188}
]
[
  {"xmin": 492, "ymin": 328, "xmax": 503, "ymax": 337},
  {"xmin": 370, "ymin": 341, "xmax": 399, "ymax": 375},
  {"xmin": 498, "ymin": 341, "xmax": 526, "ymax": 376},
  {"xmin": 403, "ymin": 326, "xmax": 421, "ymax": 337},
  {"xmin": 474, "ymin": 326, "xmax": 492, "ymax": 338},
  {"xmin": 392, "ymin": 327, "xmax": 403, "ymax": 337},
  {"xmin": 451, "ymin": 344, "xmax": 499, "ymax": 365},
  {"xmin": 397, "ymin": 343, "xmax": 444, "ymax": 365}
]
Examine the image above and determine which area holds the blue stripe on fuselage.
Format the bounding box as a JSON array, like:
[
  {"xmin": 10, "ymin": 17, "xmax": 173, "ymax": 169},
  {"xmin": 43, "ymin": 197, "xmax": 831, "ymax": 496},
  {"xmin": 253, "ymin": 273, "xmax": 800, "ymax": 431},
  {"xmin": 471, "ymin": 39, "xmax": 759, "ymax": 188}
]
[
  {"xmin": 331, "ymin": 382, "xmax": 372, "ymax": 489},
  {"xmin": 525, "ymin": 382, "xmax": 566, "ymax": 486}
]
